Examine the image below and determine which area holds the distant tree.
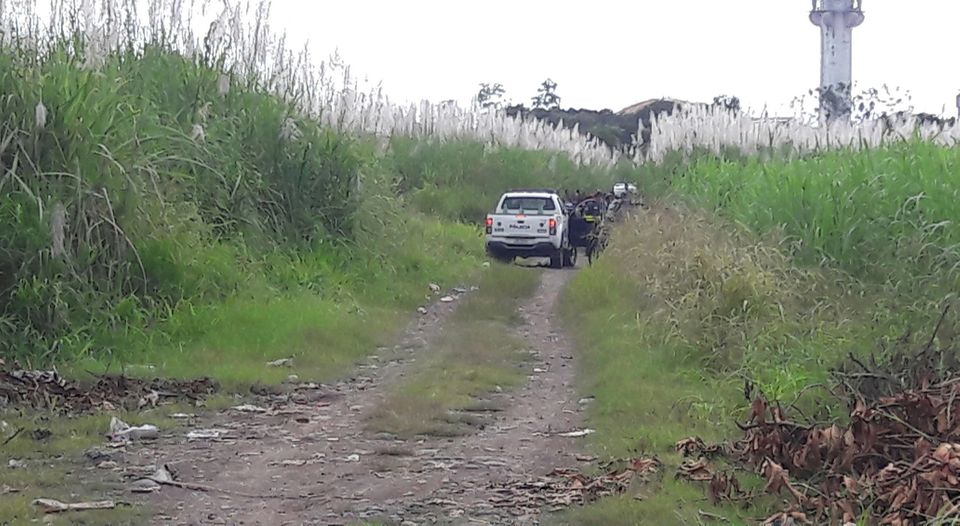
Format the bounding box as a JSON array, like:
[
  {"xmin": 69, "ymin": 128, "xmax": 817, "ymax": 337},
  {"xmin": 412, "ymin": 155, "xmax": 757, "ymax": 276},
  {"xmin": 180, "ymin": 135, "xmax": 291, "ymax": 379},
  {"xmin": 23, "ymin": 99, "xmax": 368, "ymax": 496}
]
[
  {"xmin": 531, "ymin": 78, "xmax": 561, "ymax": 110},
  {"xmin": 477, "ymin": 82, "xmax": 506, "ymax": 109},
  {"xmin": 712, "ymin": 94, "xmax": 741, "ymax": 113}
]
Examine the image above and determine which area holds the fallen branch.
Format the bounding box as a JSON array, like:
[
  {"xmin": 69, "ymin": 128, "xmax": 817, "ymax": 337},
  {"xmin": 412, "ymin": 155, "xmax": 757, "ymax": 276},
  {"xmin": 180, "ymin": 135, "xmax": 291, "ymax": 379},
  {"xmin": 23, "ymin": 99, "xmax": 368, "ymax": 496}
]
[
  {"xmin": 1, "ymin": 426, "xmax": 24, "ymax": 447},
  {"xmin": 145, "ymin": 477, "xmax": 295, "ymax": 500}
]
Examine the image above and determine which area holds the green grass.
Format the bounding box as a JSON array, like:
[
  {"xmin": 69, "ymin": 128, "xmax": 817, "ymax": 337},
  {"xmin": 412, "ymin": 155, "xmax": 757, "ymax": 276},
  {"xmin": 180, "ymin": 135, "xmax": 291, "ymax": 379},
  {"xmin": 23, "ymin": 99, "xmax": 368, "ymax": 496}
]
[
  {"xmin": 574, "ymin": 141, "xmax": 960, "ymax": 524},
  {"xmin": 367, "ymin": 263, "xmax": 540, "ymax": 437},
  {"xmin": 666, "ymin": 142, "xmax": 960, "ymax": 291},
  {"xmin": 555, "ymin": 203, "xmax": 906, "ymax": 524},
  {"xmin": 388, "ymin": 139, "xmax": 639, "ymax": 223},
  {"xmin": 56, "ymin": 214, "xmax": 485, "ymax": 389},
  {"xmin": 109, "ymin": 298, "xmax": 399, "ymax": 388},
  {"xmin": 551, "ymin": 476, "xmax": 770, "ymax": 526},
  {"xmin": 0, "ymin": 30, "xmax": 623, "ymax": 368}
]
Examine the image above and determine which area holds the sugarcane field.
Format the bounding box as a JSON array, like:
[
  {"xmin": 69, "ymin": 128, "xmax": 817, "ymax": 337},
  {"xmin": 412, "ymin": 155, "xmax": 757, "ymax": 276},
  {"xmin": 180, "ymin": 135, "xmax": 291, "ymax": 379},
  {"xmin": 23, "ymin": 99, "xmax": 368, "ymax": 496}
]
[{"xmin": 2, "ymin": 1, "xmax": 960, "ymax": 525}]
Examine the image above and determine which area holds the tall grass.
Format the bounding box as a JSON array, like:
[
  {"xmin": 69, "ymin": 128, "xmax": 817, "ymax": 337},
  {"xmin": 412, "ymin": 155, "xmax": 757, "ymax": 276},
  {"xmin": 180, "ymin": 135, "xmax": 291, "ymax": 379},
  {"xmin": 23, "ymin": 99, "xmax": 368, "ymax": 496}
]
[
  {"xmin": 668, "ymin": 141, "xmax": 960, "ymax": 291},
  {"xmin": 1, "ymin": 0, "xmax": 620, "ymax": 166},
  {"xmin": 0, "ymin": 37, "xmax": 369, "ymax": 359},
  {"xmin": 387, "ymin": 139, "xmax": 639, "ymax": 222},
  {"xmin": 635, "ymin": 102, "xmax": 960, "ymax": 164},
  {"xmin": 0, "ymin": 0, "xmax": 627, "ymax": 366},
  {"xmin": 555, "ymin": 206, "xmax": 882, "ymax": 524}
]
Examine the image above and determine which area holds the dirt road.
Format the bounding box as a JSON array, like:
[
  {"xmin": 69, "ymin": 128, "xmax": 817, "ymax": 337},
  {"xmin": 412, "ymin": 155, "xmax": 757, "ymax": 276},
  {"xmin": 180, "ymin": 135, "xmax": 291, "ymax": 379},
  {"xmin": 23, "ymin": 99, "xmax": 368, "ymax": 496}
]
[{"xmin": 134, "ymin": 267, "xmax": 586, "ymax": 525}]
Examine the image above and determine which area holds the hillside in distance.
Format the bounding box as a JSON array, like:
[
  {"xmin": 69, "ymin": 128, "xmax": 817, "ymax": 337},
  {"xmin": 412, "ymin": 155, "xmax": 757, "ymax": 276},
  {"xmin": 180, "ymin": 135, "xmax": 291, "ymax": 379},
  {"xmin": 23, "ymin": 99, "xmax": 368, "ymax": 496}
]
[{"xmin": 504, "ymin": 96, "xmax": 731, "ymax": 150}]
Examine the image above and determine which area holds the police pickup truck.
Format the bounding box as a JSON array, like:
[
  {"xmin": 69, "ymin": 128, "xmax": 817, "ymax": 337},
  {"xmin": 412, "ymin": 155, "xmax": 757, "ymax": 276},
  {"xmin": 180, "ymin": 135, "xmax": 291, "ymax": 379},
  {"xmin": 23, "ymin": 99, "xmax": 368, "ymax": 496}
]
[{"xmin": 484, "ymin": 189, "xmax": 576, "ymax": 268}]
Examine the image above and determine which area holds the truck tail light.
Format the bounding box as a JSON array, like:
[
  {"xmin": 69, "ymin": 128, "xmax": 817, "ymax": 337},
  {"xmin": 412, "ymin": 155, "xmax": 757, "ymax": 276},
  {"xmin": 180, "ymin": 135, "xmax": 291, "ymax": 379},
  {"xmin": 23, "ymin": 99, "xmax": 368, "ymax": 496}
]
[
  {"xmin": 548, "ymin": 218, "xmax": 557, "ymax": 235},
  {"xmin": 485, "ymin": 216, "xmax": 493, "ymax": 234}
]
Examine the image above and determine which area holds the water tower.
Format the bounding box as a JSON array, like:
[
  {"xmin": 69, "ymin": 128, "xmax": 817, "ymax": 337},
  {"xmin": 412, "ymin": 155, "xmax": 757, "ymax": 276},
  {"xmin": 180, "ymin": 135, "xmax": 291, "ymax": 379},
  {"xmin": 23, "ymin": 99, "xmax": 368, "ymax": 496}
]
[{"xmin": 809, "ymin": 0, "xmax": 864, "ymax": 122}]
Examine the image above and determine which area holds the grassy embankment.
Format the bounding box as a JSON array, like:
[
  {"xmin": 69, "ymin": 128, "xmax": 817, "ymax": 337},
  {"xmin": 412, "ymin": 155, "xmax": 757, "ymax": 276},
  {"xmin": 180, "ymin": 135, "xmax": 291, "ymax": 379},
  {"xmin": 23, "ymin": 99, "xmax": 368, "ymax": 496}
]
[
  {"xmin": 556, "ymin": 144, "xmax": 960, "ymax": 524},
  {"xmin": 0, "ymin": 46, "xmax": 621, "ymax": 385}
]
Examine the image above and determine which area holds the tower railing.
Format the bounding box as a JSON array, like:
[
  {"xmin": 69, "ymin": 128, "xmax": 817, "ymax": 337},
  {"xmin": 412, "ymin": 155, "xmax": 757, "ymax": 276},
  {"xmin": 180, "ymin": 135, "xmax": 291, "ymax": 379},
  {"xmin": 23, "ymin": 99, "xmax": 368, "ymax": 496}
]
[{"xmin": 810, "ymin": 0, "xmax": 862, "ymax": 13}]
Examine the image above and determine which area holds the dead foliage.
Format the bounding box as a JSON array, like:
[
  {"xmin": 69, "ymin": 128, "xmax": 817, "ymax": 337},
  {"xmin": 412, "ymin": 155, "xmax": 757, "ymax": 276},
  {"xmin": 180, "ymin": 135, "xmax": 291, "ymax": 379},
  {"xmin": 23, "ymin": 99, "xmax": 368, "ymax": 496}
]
[
  {"xmin": 679, "ymin": 306, "xmax": 960, "ymax": 525},
  {"xmin": 489, "ymin": 457, "xmax": 661, "ymax": 513},
  {"xmin": 0, "ymin": 364, "xmax": 218, "ymax": 412}
]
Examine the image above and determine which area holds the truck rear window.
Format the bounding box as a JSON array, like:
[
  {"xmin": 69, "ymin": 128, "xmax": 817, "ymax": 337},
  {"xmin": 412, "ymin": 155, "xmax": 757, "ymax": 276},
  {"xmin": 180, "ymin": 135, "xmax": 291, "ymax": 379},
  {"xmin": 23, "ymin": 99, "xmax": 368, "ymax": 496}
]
[{"xmin": 500, "ymin": 197, "xmax": 555, "ymax": 214}]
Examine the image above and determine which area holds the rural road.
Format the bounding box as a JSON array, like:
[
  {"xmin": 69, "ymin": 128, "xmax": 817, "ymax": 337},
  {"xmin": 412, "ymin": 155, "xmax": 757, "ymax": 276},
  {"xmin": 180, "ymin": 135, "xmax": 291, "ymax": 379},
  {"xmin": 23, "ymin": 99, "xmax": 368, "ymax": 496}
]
[{"xmin": 134, "ymin": 266, "xmax": 587, "ymax": 525}]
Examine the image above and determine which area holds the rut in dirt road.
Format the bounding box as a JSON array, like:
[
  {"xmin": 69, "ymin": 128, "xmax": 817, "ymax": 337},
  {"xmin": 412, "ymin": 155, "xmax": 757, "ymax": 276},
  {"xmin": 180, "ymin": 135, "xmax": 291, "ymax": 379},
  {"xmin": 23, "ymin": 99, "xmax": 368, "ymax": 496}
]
[{"xmin": 134, "ymin": 267, "xmax": 585, "ymax": 525}]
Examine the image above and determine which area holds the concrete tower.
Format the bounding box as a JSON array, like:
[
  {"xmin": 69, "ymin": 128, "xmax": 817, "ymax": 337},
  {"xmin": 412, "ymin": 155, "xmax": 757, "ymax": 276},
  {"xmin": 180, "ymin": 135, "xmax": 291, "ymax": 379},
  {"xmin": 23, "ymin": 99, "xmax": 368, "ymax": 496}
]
[{"xmin": 809, "ymin": 0, "xmax": 864, "ymax": 122}]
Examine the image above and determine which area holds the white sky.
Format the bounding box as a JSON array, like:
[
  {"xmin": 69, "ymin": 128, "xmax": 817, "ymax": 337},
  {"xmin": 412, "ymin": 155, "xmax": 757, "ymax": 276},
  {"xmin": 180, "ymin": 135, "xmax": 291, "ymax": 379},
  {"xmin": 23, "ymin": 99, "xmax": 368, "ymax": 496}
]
[{"xmin": 270, "ymin": 0, "xmax": 960, "ymax": 117}]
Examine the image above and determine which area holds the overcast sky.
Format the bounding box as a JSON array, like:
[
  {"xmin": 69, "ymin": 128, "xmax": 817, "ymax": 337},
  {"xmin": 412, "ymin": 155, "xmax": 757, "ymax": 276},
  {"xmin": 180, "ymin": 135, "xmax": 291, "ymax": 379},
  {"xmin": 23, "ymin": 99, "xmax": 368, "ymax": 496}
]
[{"xmin": 269, "ymin": 0, "xmax": 959, "ymax": 117}]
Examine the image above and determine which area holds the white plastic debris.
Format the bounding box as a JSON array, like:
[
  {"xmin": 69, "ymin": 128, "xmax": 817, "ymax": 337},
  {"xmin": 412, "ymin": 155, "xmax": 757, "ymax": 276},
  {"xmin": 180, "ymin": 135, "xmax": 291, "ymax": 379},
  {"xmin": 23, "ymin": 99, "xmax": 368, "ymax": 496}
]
[
  {"xmin": 266, "ymin": 358, "xmax": 293, "ymax": 367},
  {"xmin": 129, "ymin": 465, "xmax": 174, "ymax": 493},
  {"xmin": 345, "ymin": 454, "xmax": 360, "ymax": 462},
  {"xmin": 417, "ymin": 307, "xmax": 428, "ymax": 315},
  {"xmin": 150, "ymin": 464, "xmax": 174, "ymax": 483},
  {"xmin": 440, "ymin": 296, "xmax": 455, "ymax": 303},
  {"xmin": 7, "ymin": 459, "xmax": 26, "ymax": 469},
  {"xmin": 231, "ymin": 404, "xmax": 267, "ymax": 413},
  {"xmin": 428, "ymin": 283, "xmax": 441, "ymax": 293},
  {"xmin": 186, "ymin": 428, "xmax": 229, "ymax": 440},
  {"xmin": 107, "ymin": 417, "xmax": 159, "ymax": 442},
  {"xmin": 558, "ymin": 429, "xmax": 596, "ymax": 438}
]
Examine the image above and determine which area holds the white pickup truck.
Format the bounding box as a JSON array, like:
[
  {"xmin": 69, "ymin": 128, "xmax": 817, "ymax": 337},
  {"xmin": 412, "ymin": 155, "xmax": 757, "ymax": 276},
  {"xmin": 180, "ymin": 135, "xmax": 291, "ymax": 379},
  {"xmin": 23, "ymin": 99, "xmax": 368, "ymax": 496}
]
[{"xmin": 484, "ymin": 189, "xmax": 577, "ymax": 268}]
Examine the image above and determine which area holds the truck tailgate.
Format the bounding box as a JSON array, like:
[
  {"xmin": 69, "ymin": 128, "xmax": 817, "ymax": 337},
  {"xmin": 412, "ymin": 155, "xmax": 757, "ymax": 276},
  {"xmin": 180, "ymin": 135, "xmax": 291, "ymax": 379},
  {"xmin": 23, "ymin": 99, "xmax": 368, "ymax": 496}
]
[{"xmin": 490, "ymin": 214, "xmax": 550, "ymax": 239}]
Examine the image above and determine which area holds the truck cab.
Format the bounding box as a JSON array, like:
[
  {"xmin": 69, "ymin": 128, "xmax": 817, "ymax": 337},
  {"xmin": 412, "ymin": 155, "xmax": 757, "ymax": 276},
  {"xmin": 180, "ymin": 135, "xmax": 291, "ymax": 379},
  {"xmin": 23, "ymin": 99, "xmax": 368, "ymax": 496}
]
[{"xmin": 484, "ymin": 190, "xmax": 577, "ymax": 268}]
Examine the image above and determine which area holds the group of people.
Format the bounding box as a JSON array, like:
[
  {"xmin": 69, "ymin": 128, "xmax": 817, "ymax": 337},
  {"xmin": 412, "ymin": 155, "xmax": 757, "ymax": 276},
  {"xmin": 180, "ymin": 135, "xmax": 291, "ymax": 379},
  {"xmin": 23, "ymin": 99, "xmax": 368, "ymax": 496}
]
[{"xmin": 562, "ymin": 189, "xmax": 616, "ymax": 208}]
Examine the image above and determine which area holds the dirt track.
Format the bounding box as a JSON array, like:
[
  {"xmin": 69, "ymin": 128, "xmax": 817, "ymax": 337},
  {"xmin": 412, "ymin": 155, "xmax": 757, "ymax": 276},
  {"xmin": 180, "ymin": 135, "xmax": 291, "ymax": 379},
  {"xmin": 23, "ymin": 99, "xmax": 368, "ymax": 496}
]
[{"xmin": 133, "ymin": 267, "xmax": 586, "ymax": 525}]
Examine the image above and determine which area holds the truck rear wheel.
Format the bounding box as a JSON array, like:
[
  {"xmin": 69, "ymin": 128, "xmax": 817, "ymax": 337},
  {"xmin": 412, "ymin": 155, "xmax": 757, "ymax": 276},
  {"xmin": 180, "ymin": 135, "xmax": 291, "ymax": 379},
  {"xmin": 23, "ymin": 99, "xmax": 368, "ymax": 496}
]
[{"xmin": 549, "ymin": 249, "xmax": 563, "ymax": 269}]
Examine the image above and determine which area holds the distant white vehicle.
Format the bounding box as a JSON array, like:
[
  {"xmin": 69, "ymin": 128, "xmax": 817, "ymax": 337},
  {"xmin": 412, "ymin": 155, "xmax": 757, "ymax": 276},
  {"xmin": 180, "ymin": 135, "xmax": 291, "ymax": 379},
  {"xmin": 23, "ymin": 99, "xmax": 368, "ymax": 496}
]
[
  {"xmin": 612, "ymin": 182, "xmax": 636, "ymax": 198},
  {"xmin": 484, "ymin": 189, "xmax": 576, "ymax": 269}
]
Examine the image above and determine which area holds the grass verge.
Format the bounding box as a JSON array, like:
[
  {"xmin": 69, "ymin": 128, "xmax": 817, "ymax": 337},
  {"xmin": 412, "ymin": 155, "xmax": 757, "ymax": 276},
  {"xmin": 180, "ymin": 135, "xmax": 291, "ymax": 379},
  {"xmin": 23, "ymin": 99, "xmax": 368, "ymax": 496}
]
[
  {"xmin": 552, "ymin": 203, "xmax": 906, "ymax": 524},
  {"xmin": 61, "ymin": 214, "xmax": 483, "ymax": 391},
  {"xmin": 367, "ymin": 263, "xmax": 541, "ymax": 438}
]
